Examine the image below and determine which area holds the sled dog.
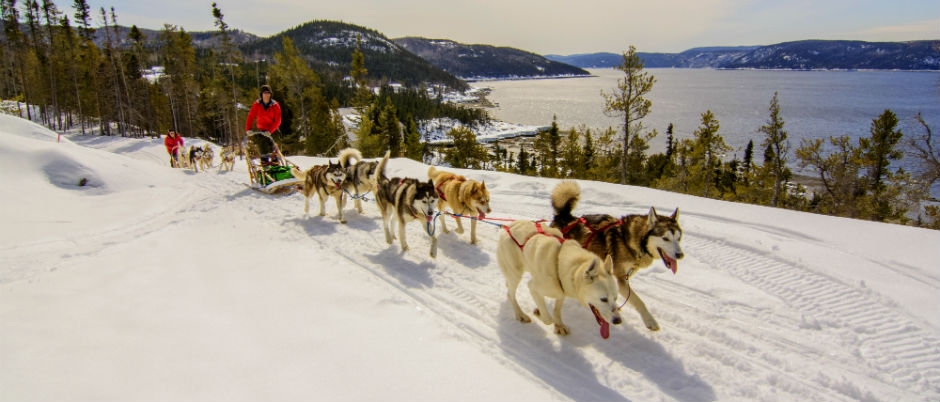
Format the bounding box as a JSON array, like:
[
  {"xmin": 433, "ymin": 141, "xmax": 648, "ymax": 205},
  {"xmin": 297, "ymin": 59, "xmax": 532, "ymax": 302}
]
[
  {"xmin": 291, "ymin": 161, "xmax": 348, "ymax": 223},
  {"xmin": 198, "ymin": 143, "xmax": 214, "ymax": 172},
  {"xmin": 375, "ymin": 151, "xmax": 440, "ymax": 258},
  {"xmin": 550, "ymin": 180, "xmax": 683, "ymax": 331},
  {"xmin": 218, "ymin": 146, "xmax": 236, "ymax": 172},
  {"xmin": 337, "ymin": 148, "xmax": 381, "ymax": 214},
  {"xmin": 188, "ymin": 145, "xmax": 205, "ymax": 172},
  {"xmin": 497, "ymin": 220, "xmax": 622, "ymax": 337},
  {"xmin": 427, "ymin": 166, "xmax": 492, "ymax": 245}
]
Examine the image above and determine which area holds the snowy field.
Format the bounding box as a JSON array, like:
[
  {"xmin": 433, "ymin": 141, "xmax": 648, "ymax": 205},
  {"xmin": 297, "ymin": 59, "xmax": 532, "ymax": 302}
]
[{"xmin": 1, "ymin": 113, "xmax": 938, "ymax": 401}]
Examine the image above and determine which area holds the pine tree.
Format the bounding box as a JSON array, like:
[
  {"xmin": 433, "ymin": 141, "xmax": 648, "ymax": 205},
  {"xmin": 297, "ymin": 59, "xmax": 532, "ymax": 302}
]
[
  {"xmin": 379, "ymin": 97, "xmax": 401, "ymax": 156},
  {"xmin": 402, "ymin": 114, "xmax": 423, "ymax": 161},
  {"xmin": 445, "ymin": 126, "xmax": 486, "ymax": 169},
  {"xmin": 689, "ymin": 110, "xmax": 731, "ymax": 198},
  {"xmin": 759, "ymin": 92, "xmax": 791, "ymax": 207},
  {"xmin": 210, "ymin": 2, "xmax": 242, "ymax": 146},
  {"xmin": 859, "ymin": 109, "xmax": 906, "ymax": 221},
  {"xmin": 602, "ymin": 45, "xmax": 656, "ymax": 185},
  {"xmin": 349, "ymin": 35, "xmax": 371, "ymax": 113}
]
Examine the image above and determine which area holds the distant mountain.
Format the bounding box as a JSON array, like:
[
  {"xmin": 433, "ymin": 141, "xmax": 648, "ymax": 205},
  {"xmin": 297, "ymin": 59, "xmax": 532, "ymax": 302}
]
[
  {"xmin": 547, "ymin": 40, "xmax": 940, "ymax": 70},
  {"xmin": 239, "ymin": 21, "xmax": 468, "ymax": 90},
  {"xmin": 393, "ymin": 37, "xmax": 590, "ymax": 80}
]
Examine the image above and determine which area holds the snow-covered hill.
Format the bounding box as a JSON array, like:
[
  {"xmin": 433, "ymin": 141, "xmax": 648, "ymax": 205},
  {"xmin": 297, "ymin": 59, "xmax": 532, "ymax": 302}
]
[{"xmin": 1, "ymin": 114, "xmax": 938, "ymax": 401}]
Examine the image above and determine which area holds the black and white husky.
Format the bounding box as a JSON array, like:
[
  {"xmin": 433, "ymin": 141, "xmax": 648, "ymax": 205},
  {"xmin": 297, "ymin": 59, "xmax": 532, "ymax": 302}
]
[
  {"xmin": 337, "ymin": 148, "xmax": 381, "ymax": 214},
  {"xmin": 375, "ymin": 151, "xmax": 440, "ymax": 258}
]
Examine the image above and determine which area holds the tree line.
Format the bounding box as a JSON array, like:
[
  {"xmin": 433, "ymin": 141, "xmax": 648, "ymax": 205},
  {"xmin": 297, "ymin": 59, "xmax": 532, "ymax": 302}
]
[
  {"xmin": 440, "ymin": 47, "xmax": 940, "ymax": 229},
  {"xmin": 0, "ymin": 0, "xmax": 484, "ymax": 157}
]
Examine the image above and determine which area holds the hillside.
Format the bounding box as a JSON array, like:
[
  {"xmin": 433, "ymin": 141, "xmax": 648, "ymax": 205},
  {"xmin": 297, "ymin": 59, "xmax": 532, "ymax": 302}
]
[
  {"xmin": 239, "ymin": 21, "xmax": 469, "ymax": 90},
  {"xmin": 547, "ymin": 40, "xmax": 940, "ymax": 70},
  {"xmin": 2, "ymin": 114, "xmax": 939, "ymax": 400},
  {"xmin": 393, "ymin": 37, "xmax": 590, "ymax": 80}
]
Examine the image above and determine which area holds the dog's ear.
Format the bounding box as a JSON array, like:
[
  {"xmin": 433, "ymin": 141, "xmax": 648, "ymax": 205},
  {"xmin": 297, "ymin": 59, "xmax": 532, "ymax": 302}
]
[
  {"xmin": 648, "ymin": 206, "xmax": 658, "ymax": 227},
  {"xmin": 671, "ymin": 207, "xmax": 679, "ymax": 220},
  {"xmin": 604, "ymin": 255, "xmax": 614, "ymax": 274},
  {"xmin": 481, "ymin": 180, "xmax": 486, "ymax": 188},
  {"xmin": 585, "ymin": 260, "xmax": 599, "ymax": 282}
]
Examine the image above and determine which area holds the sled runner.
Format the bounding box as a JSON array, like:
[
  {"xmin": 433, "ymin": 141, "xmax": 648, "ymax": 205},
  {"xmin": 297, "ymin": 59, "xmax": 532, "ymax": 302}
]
[{"xmin": 242, "ymin": 130, "xmax": 301, "ymax": 194}]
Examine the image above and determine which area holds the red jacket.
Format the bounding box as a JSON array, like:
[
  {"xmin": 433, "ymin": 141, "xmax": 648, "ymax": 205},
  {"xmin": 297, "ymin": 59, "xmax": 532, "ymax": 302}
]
[
  {"xmin": 164, "ymin": 134, "xmax": 184, "ymax": 154},
  {"xmin": 245, "ymin": 99, "xmax": 282, "ymax": 133}
]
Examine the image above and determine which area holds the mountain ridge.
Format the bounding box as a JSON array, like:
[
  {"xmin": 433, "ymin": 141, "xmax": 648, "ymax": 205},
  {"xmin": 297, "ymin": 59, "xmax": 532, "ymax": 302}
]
[{"xmin": 546, "ymin": 40, "xmax": 940, "ymax": 70}]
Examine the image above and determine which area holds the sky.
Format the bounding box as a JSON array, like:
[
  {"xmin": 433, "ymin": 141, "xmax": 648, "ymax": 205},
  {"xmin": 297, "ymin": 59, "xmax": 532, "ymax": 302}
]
[
  {"xmin": 80, "ymin": 0, "xmax": 940, "ymax": 54},
  {"xmin": 2, "ymin": 110, "xmax": 939, "ymax": 400}
]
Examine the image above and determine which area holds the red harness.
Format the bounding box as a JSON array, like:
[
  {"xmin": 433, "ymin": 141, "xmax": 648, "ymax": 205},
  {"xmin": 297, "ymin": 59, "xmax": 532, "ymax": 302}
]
[
  {"xmin": 434, "ymin": 177, "xmax": 465, "ymax": 202},
  {"xmin": 559, "ymin": 217, "xmax": 623, "ymax": 248},
  {"xmin": 502, "ymin": 221, "xmax": 564, "ymax": 250}
]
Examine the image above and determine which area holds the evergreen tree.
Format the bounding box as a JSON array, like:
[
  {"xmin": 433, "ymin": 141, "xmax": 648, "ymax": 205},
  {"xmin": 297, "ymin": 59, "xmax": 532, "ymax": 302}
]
[
  {"xmin": 402, "ymin": 114, "xmax": 423, "ymax": 161},
  {"xmin": 561, "ymin": 127, "xmax": 584, "ymax": 178},
  {"xmin": 602, "ymin": 45, "xmax": 656, "ymax": 184},
  {"xmin": 269, "ymin": 36, "xmax": 335, "ymax": 155},
  {"xmin": 159, "ymin": 25, "xmax": 200, "ymax": 136},
  {"xmin": 349, "ymin": 34, "xmax": 371, "ymax": 113},
  {"xmin": 533, "ymin": 115, "xmax": 562, "ymax": 177},
  {"xmin": 688, "ymin": 110, "xmax": 731, "ymax": 198},
  {"xmin": 665, "ymin": 123, "xmax": 675, "ymax": 158},
  {"xmin": 210, "ymin": 2, "xmax": 242, "ymax": 146},
  {"xmin": 758, "ymin": 92, "xmax": 791, "ymax": 207},
  {"xmin": 379, "ymin": 97, "xmax": 402, "ymax": 156},
  {"xmin": 516, "ymin": 145, "xmax": 531, "ymax": 175},
  {"xmin": 859, "ymin": 109, "xmax": 906, "ymax": 221},
  {"xmin": 445, "ymin": 126, "xmax": 486, "ymax": 169}
]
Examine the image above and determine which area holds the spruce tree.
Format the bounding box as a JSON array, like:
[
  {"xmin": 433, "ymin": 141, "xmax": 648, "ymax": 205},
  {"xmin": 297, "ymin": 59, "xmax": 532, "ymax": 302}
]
[
  {"xmin": 602, "ymin": 45, "xmax": 656, "ymax": 185},
  {"xmin": 759, "ymin": 92, "xmax": 791, "ymax": 207}
]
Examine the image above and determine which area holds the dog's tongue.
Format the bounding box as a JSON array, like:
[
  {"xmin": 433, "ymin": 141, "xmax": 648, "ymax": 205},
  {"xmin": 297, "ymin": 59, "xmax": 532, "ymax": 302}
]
[
  {"xmin": 590, "ymin": 305, "xmax": 610, "ymax": 339},
  {"xmin": 660, "ymin": 250, "xmax": 678, "ymax": 274},
  {"xmin": 477, "ymin": 208, "xmax": 486, "ymax": 220}
]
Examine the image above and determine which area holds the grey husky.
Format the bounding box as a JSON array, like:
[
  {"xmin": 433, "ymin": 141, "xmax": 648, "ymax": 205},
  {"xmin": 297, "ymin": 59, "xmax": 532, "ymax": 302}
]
[
  {"xmin": 337, "ymin": 148, "xmax": 381, "ymax": 214},
  {"xmin": 550, "ymin": 180, "xmax": 684, "ymax": 331},
  {"xmin": 375, "ymin": 151, "xmax": 440, "ymax": 258}
]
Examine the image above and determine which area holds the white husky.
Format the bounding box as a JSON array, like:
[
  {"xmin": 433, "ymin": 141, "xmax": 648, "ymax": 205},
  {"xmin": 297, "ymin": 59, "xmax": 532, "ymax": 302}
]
[{"xmin": 496, "ymin": 220, "xmax": 622, "ymax": 338}]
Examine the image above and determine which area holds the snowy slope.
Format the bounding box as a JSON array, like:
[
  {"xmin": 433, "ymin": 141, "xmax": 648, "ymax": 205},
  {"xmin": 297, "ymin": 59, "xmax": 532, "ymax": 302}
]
[{"xmin": 1, "ymin": 114, "xmax": 938, "ymax": 401}]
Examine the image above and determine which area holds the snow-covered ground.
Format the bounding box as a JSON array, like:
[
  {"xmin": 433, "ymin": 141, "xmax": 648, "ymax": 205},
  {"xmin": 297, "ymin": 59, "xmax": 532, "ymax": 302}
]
[{"xmin": 1, "ymin": 113, "xmax": 938, "ymax": 401}]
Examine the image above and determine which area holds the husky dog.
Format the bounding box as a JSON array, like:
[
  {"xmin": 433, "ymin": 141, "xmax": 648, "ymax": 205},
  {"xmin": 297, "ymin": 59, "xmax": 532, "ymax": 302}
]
[
  {"xmin": 198, "ymin": 143, "xmax": 215, "ymax": 172},
  {"xmin": 218, "ymin": 146, "xmax": 235, "ymax": 172},
  {"xmin": 337, "ymin": 148, "xmax": 381, "ymax": 214},
  {"xmin": 290, "ymin": 161, "xmax": 348, "ymax": 223},
  {"xmin": 497, "ymin": 220, "xmax": 622, "ymax": 338},
  {"xmin": 550, "ymin": 180, "xmax": 683, "ymax": 332},
  {"xmin": 188, "ymin": 145, "xmax": 205, "ymax": 172},
  {"xmin": 178, "ymin": 147, "xmax": 192, "ymax": 170},
  {"xmin": 375, "ymin": 151, "xmax": 440, "ymax": 258},
  {"xmin": 427, "ymin": 166, "xmax": 492, "ymax": 245}
]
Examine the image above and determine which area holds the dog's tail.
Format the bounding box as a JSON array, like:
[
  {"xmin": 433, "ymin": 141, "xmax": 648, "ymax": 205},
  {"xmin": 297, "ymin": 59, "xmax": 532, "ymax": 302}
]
[
  {"xmin": 376, "ymin": 150, "xmax": 391, "ymax": 184},
  {"xmin": 427, "ymin": 166, "xmax": 439, "ymax": 182},
  {"xmin": 290, "ymin": 166, "xmax": 307, "ymax": 181},
  {"xmin": 337, "ymin": 148, "xmax": 362, "ymax": 169},
  {"xmin": 551, "ymin": 180, "xmax": 581, "ymax": 227}
]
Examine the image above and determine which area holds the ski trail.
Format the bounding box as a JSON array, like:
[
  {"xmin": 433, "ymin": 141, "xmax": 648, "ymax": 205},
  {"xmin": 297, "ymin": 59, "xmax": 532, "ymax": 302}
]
[{"xmin": 687, "ymin": 232, "xmax": 940, "ymax": 396}]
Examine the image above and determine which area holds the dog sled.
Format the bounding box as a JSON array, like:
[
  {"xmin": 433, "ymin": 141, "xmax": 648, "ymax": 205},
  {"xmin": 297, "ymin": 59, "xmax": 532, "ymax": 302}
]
[{"xmin": 242, "ymin": 130, "xmax": 302, "ymax": 194}]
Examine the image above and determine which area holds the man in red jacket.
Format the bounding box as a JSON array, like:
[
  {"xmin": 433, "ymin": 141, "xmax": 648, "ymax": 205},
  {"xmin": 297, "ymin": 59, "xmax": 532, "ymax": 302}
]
[
  {"xmin": 245, "ymin": 84, "xmax": 282, "ymax": 135},
  {"xmin": 164, "ymin": 129, "xmax": 184, "ymax": 167}
]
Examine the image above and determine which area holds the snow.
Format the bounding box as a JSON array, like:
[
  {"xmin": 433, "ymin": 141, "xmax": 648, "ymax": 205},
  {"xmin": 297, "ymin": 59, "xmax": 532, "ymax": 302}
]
[{"xmin": 1, "ymin": 113, "xmax": 939, "ymax": 401}]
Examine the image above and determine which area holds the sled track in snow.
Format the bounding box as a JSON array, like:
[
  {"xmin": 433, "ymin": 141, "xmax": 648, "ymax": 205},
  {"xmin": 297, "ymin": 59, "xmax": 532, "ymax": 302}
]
[{"xmin": 686, "ymin": 233, "xmax": 940, "ymax": 395}]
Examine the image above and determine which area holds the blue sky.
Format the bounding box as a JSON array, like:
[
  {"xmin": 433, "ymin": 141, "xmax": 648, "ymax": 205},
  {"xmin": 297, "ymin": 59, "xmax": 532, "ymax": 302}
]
[{"xmin": 84, "ymin": 0, "xmax": 939, "ymax": 54}]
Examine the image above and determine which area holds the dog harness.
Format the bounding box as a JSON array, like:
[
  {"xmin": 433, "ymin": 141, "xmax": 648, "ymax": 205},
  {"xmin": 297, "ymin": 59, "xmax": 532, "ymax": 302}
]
[
  {"xmin": 559, "ymin": 217, "xmax": 624, "ymax": 248},
  {"xmin": 502, "ymin": 221, "xmax": 564, "ymax": 251},
  {"xmin": 434, "ymin": 176, "xmax": 465, "ymax": 202}
]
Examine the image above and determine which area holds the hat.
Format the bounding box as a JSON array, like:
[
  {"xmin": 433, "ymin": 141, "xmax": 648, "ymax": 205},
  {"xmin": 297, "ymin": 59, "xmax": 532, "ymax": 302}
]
[{"xmin": 260, "ymin": 85, "xmax": 272, "ymax": 96}]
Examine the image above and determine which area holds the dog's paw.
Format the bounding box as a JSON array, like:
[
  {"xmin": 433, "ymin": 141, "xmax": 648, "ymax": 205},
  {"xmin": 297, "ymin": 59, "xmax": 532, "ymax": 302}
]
[
  {"xmin": 554, "ymin": 324, "xmax": 570, "ymax": 336},
  {"xmin": 533, "ymin": 308, "xmax": 553, "ymax": 325},
  {"xmin": 645, "ymin": 319, "xmax": 661, "ymax": 332},
  {"xmin": 516, "ymin": 313, "xmax": 531, "ymax": 323},
  {"xmin": 455, "ymin": 227, "xmax": 465, "ymax": 234}
]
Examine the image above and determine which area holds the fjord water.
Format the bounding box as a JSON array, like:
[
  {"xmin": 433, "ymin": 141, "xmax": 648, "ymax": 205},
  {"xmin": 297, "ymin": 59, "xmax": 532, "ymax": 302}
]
[{"xmin": 484, "ymin": 68, "xmax": 940, "ymax": 164}]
